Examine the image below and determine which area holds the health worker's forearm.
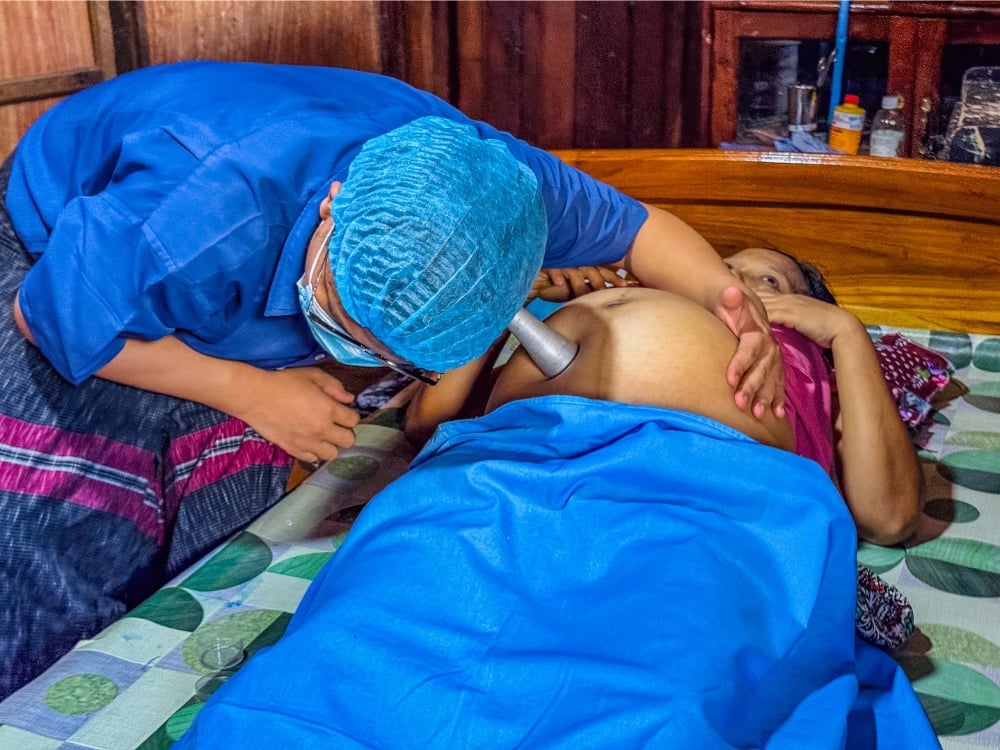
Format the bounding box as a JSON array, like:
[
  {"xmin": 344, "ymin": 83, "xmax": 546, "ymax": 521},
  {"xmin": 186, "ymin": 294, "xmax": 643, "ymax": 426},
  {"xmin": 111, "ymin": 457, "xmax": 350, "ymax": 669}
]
[
  {"xmin": 16, "ymin": 289, "xmax": 259, "ymax": 414},
  {"xmin": 16, "ymin": 290, "xmax": 387, "ymax": 463},
  {"xmin": 624, "ymin": 204, "xmax": 739, "ymax": 306},
  {"xmin": 94, "ymin": 336, "xmax": 361, "ymax": 463},
  {"xmin": 95, "ymin": 335, "xmax": 268, "ymax": 417}
]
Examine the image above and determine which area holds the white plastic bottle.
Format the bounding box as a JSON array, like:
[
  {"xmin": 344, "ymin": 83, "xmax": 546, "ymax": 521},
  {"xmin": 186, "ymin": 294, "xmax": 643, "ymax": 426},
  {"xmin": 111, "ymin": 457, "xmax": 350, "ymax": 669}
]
[{"xmin": 870, "ymin": 95, "xmax": 905, "ymax": 157}]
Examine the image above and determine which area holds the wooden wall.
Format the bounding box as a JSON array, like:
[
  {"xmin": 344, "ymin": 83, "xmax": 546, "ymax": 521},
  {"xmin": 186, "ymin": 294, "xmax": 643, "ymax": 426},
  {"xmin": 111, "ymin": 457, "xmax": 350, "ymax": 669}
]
[
  {"xmin": 0, "ymin": 1, "xmax": 115, "ymax": 162},
  {"xmin": 140, "ymin": 0, "xmax": 450, "ymax": 95},
  {"xmin": 454, "ymin": 1, "xmax": 691, "ymax": 149},
  {"xmin": 0, "ymin": 1, "xmax": 694, "ymax": 161}
]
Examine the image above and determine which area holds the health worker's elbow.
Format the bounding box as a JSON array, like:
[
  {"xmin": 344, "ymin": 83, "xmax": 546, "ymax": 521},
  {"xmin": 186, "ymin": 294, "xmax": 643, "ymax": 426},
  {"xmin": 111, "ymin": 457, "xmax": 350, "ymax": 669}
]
[{"xmin": 12, "ymin": 292, "xmax": 37, "ymax": 345}]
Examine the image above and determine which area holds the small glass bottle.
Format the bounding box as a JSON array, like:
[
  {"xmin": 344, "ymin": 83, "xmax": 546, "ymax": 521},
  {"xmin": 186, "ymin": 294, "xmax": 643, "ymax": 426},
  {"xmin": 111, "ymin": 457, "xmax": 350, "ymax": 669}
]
[{"xmin": 870, "ymin": 95, "xmax": 905, "ymax": 157}]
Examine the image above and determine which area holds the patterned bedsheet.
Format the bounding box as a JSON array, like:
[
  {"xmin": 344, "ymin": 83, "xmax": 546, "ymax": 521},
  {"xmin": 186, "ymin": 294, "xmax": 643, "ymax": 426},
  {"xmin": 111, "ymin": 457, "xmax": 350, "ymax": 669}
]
[{"xmin": 0, "ymin": 327, "xmax": 997, "ymax": 750}]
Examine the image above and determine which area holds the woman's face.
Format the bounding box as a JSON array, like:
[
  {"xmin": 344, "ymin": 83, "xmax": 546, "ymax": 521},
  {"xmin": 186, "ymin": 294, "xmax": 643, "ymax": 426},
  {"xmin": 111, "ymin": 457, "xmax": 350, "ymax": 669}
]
[{"xmin": 724, "ymin": 247, "xmax": 808, "ymax": 297}]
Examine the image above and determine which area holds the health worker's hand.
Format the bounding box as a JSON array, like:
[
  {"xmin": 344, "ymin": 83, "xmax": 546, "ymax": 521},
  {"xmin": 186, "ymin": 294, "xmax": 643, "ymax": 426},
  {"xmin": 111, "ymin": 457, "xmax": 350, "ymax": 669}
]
[
  {"xmin": 715, "ymin": 284, "xmax": 786, "ymax": 419},
  {"xmin": 530, "ymin": 265, "xmax": 635, "ymax": 302},
  {"xmin": 240, "ymin": 367, "xmax": 360, "ymax": 463}
]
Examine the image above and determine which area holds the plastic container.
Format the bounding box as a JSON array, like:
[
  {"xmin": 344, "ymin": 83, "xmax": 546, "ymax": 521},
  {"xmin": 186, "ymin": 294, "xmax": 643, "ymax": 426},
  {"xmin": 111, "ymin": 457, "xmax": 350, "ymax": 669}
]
[
  {"xmin": 828, "ymin": 94, "xmax": 866, "ymax": 155},
  {"xmin": 870, "ymin": 95, "xmax": 905, "ymax": 157}
]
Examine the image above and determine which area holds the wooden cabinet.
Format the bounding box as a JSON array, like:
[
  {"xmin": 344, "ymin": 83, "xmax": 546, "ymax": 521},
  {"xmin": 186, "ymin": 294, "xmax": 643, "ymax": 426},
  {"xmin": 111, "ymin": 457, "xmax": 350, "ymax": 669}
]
[{"xmin": 694, "ymin": 1, "xmax": 1000, "ymax": 157}]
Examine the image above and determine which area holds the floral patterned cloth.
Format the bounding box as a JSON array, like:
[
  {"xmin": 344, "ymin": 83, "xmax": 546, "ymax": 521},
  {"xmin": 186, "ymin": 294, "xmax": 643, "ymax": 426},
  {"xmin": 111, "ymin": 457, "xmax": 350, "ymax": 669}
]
[
  {"xmin": 875, "ymin": 332, "xmax": 954, "ymax": 433},
  {"xmin": 856, "ymin": 563, "xmax": 915, "ymax": 650}
]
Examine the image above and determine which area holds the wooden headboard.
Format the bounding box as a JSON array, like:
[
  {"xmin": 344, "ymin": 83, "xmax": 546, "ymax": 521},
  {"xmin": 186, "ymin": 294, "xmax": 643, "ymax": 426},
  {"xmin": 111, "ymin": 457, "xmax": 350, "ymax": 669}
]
[{"xmin": 551, "ymin": 149, "xmax": 1000, "ymax": 335}]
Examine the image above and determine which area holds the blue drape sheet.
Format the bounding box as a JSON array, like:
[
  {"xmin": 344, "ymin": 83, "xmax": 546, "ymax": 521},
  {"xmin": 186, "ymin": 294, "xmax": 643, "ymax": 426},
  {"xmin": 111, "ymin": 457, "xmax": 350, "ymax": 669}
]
[{"xmin": 177, "ymin": 396, "xmax": 938, "ymax": 748}]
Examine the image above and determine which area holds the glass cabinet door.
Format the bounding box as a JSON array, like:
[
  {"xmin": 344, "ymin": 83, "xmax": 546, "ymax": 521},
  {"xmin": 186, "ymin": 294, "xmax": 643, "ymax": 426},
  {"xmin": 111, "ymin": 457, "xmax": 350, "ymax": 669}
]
[
  {"xmin": 736, "ymin": 37, "xmax": 889, "ymax": 143},
  {"xmin": 704, "ymin": 3, "xmax": 1000, "ymax": 157},
  {"xmin": 927, "ymin": 37, "xmax": 1000, "ymax": 162},
  {"xmin": 708, "ymin": 7, "xmax": 895, "ymax": 148}
]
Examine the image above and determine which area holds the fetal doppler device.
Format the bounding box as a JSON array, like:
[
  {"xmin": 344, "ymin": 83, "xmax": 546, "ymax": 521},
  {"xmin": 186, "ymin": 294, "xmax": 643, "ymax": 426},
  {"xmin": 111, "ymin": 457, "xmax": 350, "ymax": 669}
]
[{"xmin": 507, "ymin": 308, "xmax": 579, "ymax": 379}]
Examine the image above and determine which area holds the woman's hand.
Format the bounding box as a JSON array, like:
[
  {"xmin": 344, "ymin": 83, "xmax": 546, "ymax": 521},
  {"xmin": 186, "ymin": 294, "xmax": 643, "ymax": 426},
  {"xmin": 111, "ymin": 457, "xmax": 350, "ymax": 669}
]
[
  {"xmin": 530, "ymin": 265, "xmax": 634, "ymax": 302},
  {"xmin": 756, "ymin": 290, "xmax": 859, "ymax": 348}
]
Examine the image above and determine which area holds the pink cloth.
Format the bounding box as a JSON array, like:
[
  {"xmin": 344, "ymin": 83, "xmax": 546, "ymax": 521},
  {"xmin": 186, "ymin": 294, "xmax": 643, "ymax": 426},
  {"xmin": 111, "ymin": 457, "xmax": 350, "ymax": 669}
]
[{"xmin": 771, "ymin": 324, "xmax": 835, "ymax": 476}]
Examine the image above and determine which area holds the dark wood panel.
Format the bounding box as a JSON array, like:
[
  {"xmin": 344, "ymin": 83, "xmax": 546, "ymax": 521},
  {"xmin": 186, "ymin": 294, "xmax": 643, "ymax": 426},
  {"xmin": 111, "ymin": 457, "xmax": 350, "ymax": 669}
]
[
  {"xmin": 0, "ymin": 69, "xmax": 104, "ymax": 107},
  {"xmin": 378, "ymin": 1, "xmax": 452, "ymax": 98},
  {"xmin": 108, "ymin": 1, "xmax": 150, "ymax": 73},
  {"xmin": 574, "ymin": 1, "xmax": 630, "ymax": 147},
  {"xmin": 521, "ymin": 1, "xmax": 576, "ymax": 147},
  {"xmin": 455, "ymin": 1, "xmax": 486, "ymax": 122},
  {"xmin": 480, "ymin": 1, "xmax": 526, "ymax": 137},
  {"xmin": 948, "ymin": 17, "xmax": 1000, "ymax": 43},
  {"xmin": 630, "ymin": 2, "xmax": 686, "ymax": 147},
  {"xmin": 455, "ymin": 1, "xmax": 690, "ymax": 149}
]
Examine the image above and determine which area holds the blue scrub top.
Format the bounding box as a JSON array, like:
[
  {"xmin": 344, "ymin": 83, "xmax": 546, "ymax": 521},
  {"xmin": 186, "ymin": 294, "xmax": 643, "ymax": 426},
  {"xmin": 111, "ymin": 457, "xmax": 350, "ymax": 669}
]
[{"xmin": 6, "ymin": 61, "xmax": 647, "ymax": 384}]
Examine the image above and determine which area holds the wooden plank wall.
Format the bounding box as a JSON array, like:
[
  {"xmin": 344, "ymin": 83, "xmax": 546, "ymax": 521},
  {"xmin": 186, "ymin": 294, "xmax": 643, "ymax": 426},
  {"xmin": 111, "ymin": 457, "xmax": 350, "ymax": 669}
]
[
  {"xmin": 0, "ymin": 0, "xmax": 694, "ymax": 161},
  {"xmin": 0, "ymin": 1, "xmax": 112, "ymax": 161},
  {"xmin": 455, "ymin": 1, "xmax": 690, "ymax": 149},
  {"xmin": 140, "ymin": 0, "xmax": 450, "ymax": 94}
]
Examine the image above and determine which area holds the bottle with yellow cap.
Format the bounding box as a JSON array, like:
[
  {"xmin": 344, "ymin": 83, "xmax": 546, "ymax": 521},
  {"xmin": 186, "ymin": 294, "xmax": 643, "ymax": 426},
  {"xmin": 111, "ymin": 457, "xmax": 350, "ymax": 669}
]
[{"xmin": 828, "ymin": 94, "xmax": 866, "ymax": 155}]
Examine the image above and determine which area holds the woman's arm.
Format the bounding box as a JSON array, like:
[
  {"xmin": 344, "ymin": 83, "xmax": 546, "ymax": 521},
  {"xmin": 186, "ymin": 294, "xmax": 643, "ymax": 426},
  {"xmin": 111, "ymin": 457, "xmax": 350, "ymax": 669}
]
[
  {"xmin": 760, "ymin": 292, "xmax": 922, "ymax": 545},
  {"xmin": 14, "ymin": 292, "xmax": 359, "ymax": 463},
  {"xmin": 625, "ymin": 205, "xmax": 786, "ymax": 420}
]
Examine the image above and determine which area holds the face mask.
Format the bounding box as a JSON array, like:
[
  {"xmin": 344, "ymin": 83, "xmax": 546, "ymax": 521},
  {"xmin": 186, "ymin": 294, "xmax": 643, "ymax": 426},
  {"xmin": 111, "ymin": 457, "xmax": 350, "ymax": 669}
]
[
  {"xmin": 296, "ymin": 222, "xmax": 441, "ymax": 385},
  {"xmin": 297, "ymin": 250, "xmax": 384, "ymax": 368}
]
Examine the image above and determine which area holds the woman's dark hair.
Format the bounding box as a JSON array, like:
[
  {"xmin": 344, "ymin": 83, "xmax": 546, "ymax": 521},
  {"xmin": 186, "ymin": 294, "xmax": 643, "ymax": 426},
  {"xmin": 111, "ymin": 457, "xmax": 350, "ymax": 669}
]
[{"xmin": 771, "ymin": 248, "xmax": 838, "ymax": 305}]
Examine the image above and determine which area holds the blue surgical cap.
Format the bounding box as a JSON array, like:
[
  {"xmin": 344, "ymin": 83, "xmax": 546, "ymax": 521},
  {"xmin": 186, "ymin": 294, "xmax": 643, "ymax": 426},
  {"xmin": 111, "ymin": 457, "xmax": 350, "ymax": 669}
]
[{"xmin": 329, "ymin": 116, "xmax": 547, "ymax": 372}]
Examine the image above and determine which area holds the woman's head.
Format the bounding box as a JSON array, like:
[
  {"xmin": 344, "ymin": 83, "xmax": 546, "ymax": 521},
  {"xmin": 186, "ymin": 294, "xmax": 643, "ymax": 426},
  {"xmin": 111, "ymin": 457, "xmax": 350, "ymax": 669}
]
[
  {"xmin": 725, "ymin": 247, "xmax": 836, "ymax": 305},
  {"xmin": 324, "ymin": 116, "xmax": 547, "ymax": 373}
]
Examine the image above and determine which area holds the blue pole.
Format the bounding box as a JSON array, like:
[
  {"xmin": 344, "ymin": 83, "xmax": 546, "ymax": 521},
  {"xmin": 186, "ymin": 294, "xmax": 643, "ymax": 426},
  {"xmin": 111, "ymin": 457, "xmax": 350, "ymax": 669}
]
[{"xmin": 828, "ymin": 0, "xmax": 850, "ymax": 123}]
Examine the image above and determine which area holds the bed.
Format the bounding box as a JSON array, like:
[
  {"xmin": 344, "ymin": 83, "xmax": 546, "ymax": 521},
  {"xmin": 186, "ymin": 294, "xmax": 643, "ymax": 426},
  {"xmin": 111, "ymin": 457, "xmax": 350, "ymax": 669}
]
[{"xmin": 1, "ymin": 149, "xmax": 998, "ymax": 748}]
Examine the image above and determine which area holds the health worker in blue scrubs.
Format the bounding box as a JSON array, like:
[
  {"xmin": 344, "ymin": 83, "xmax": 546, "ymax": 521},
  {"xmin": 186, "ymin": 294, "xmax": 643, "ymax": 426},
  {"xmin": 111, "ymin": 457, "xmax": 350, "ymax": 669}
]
[{"xmin": 6, "ymin": 62, "xmax": 785, "ymax": 466}]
